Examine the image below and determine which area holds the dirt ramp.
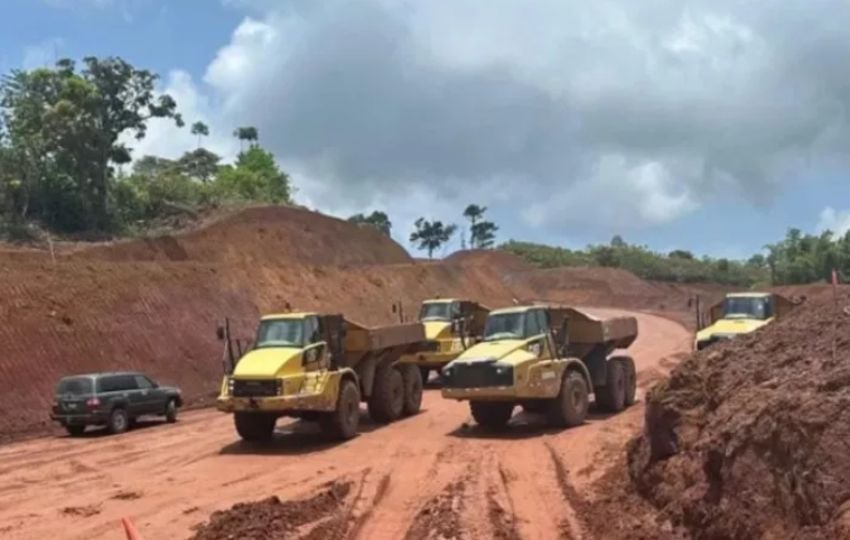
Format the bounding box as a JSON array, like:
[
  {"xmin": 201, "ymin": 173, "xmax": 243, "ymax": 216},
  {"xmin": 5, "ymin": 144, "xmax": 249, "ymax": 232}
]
[
  {"xmin": 71, "ymin": 206, "xmax": 412, "ymax": 266},
  {"xmin": 629, "ymin": 286, "xmax": 850, "ymax": 539}
]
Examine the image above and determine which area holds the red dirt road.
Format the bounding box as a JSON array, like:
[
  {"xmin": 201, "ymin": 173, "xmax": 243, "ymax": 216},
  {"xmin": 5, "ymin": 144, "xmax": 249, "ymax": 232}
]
[{"xmin": 0, "ymin": 310, "xmax": 690, "ymax": 540}]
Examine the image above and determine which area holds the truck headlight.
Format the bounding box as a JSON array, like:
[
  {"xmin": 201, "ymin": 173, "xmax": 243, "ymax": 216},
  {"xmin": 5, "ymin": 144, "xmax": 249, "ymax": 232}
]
[{"xmin": 227, "ymin": 377, "xmax": 235, "ymax": 394}]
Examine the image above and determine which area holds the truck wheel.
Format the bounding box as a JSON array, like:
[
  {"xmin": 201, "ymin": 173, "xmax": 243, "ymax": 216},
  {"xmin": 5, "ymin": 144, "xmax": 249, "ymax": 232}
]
[
  {"xmin": 319, "ymin": 379, "xmax": 361, "ymax": 440},
  {"xmin": 401, "ymin": 365, "xmax": 423, "ymax": 416},
  {"xmin": 470, "ymin": 401, "xmax": 513, "ymax": 431},
  {"xmin": 65, "ymin": 425, "xmax": 86, "ymax": 437},
  {"xmin": 547, "ymin": 371, "xmax": 589, "ymax": 428},
  {"xmin": 521, "ymin": 400, "xmax": 548, "ymax": 414},
  {"xmin": 234, "ymin": 412, "xmax": 276, "ymax": 442},
  {"xmin": 596, "ymin": 359, "xmax": 626, "ymax": 412},
  {"xmin": 165, "ymin": 399, "xmax": 178, "ymax": 423},
  {"xmin": 419, "ymin": 367, "xmax": 431, "ymax": 385},
  {"xmin": 107, "ymin": 407, "xmax": 129, "ymax": 434},
  {"xmin": 613, "ymin": 356, "xmax": 637, "ymax": 406},
  {"xmin": 368, "ymin": 364, "xmax": 404, "ymax": 423}
]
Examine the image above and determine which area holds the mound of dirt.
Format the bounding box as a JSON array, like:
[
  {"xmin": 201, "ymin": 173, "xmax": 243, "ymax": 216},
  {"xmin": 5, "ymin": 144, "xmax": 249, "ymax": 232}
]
[
  {"xmin": 69, "ymin": 206, "xmax": 412, "ymax": 266},
  {"xmin": 190, "ymin": 481, "xmax": 352, "ymax": 540},
  {"xmin": 628, "ymin": 286, "xmax": 850, "ymax": 539},
  {"xmin": 446, "ymin": 250, "xmax": 536, "ymax": 273}
]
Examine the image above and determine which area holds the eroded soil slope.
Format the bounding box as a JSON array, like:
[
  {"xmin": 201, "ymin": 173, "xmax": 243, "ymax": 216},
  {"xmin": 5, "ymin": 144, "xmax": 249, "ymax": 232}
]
[{"xmin": 628, "ymin": 286, "xmax": 850, "ymax": 539}]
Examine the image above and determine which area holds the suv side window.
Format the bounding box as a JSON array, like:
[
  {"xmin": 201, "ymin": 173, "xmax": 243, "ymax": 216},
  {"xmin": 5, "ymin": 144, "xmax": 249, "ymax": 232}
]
[
  {"xmin": 100, "ymin": 375, "xmax": 138, "ymax": 392},
  {"xmin": 134, "ymin": 375, "xmax": 154, "ymax": 390}
]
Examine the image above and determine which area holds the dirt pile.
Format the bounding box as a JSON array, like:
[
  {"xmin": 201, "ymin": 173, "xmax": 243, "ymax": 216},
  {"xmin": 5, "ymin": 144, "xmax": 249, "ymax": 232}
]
[
  {"xmin": 190, "ymin": 480, "xmax": 352, "ymax": 540},
  {"xmin": 69, "ymin": 206, "xmax": 412, "ymax": 266},
  {"xmin": 628, "ymin": 286, "xmax": 850, "ymax": 539}
]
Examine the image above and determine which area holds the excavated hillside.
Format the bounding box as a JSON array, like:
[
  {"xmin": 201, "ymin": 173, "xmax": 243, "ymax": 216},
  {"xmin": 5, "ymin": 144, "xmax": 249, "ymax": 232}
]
[
  {"xmin": 0, "ymin": 207, "xmax": 524, "ymax": 441},
  {"xmin": 627, "ymin": 285, "xmax": 850, "ymax": 539}
]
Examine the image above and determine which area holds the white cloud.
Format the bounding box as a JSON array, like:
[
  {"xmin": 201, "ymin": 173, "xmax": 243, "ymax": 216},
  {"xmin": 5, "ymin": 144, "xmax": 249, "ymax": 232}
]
[
  {"xmin": 817, "ymin": 207, "xmax": 850, "ymax": 237},
  {"xmin": 134, "ymin": 0, "xmax": 850, "ymax": 239}
]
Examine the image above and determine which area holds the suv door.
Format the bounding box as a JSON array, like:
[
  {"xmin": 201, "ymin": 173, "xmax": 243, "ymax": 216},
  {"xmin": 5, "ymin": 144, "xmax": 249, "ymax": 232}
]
[{"xmin": 134, "ymin": 374, "xmax": 163, "ymax": 414}]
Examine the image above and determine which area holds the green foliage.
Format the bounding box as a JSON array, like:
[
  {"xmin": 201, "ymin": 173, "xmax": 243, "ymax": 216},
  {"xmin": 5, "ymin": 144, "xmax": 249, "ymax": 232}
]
[
  {"xmin": 178, "ymin": 148, "xmax": 220, "ymax": 183},
  {"xmin": 410, "ymin": 218, "xmax": 457, "ymax": 258},
  {"xmin": 191, "ymin": 121, "xmax": 209, "ymax": 149},
  {"xmin": 0, "ymin": 57, "xmax": 182, "ymax": 232},
  {"xmin": 463, "ymin": 203, "xmax": 498, "ymax": 248},
  {"xmin": 765, "ymin": 228, "xmax": 850, "ymax": 285},
  {"xmin": 349, "ymin": 211, "xmax": 392, "ymax": 236},
  {"xmin": 501, "ymin": 239, "xmax": 767, "ymax": 286},
  {"xmin": 213, "ymin": 147, "xmax": 291, "ymax": 204}
]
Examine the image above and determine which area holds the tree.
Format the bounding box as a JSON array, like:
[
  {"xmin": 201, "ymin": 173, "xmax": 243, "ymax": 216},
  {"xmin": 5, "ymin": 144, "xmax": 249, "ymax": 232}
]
[
  {"xmin": 133, "ymin": 155, "xmax": 178, "ymax": 178},
  {"xmin": 191, "ymin": 121, "xmax": 209, "ymax": 149},
  {"xmin": 233, "ymin": 126, "xmax": 259, "ymax": 151},
  {"xmin": 409, "ymin": 218, "xmax": 457, "ymax": 258},
  {"xmin": 610, "ymin": 235, "xmax": 627, "ymax": 248},
  {"xmin": 669, "ymin": 249, "xmax": 694, "ymax": 260},
  {"xmin": 463, "ymin": 203, "xmax": 498, "ymax": 249},
  {"xmin": 214, "ymin": 145, "xmax": 291, "ymax": 203},
  {"xmin": 178, "ymin": 148, "xmax": 220, "ymax": 183},
  {"xmin": 349, "ymin": 211, "xmax": 391, "ymax": 236},
  {"xmin": 0, "ymin": 57, "xmax": 183, "ymax": 231}
]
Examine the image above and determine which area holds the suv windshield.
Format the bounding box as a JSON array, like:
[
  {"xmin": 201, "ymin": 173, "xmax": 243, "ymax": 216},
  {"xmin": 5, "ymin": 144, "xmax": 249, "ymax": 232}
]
[
  {"xmin": 484, "ymin": 312, "xmax": 525, "ymax": 341},
  {"xmin": 255, "ymin": 319, "xmax": 305, "ymax": 348},
  {"xmin": 723, "ymin": 297, "xmax": 770, "ymax": 320},
  {"xmin": 420, "ymin": 302, "xmax": 452, "ymax": 321},
  {"xmin": 56, "ymin": 377, "xmax": 93, "ymax": 396}
]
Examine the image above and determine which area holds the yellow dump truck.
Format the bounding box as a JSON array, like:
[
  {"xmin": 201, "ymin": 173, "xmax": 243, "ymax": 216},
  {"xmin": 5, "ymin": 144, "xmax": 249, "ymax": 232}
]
[
  {"xmin": 441, "ymin": 305, "xmax": 638, "ymax": 430},
  {"xmin": 695, "ymin": 292, "xmax": 794, "ymax": 350},
  {"xmin": 216, "ymin": 312, "xmax": 425, "ymax": 441},
  {"xmin": 398, "ymin": 298, "xmax": 490, "ymax": 382}
]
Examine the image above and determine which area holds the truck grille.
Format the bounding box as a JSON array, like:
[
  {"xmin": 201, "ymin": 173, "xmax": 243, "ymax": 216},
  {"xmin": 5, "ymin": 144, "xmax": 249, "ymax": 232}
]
[
  {"xmin": 232, "ymin": 379, "xmax": 279, "ymax": 397},
  {"xmin": 443, "ymin": 362, "xmax": 513, "ymax": 389}
]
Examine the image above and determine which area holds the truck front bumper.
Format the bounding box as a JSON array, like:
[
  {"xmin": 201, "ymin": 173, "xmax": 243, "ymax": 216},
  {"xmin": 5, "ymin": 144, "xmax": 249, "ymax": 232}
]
[{"xmin": 217, "ymin": 392, "xmax": 337, "ymax": 414}]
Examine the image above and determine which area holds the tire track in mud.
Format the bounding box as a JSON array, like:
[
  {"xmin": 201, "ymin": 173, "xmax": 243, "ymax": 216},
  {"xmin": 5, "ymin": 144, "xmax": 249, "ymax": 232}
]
[{"xmin": 546, "ymin": 442, "xmax": 588, "ymax": 540}]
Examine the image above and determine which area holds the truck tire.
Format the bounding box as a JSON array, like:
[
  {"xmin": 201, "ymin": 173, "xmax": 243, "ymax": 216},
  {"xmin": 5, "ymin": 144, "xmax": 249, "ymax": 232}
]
[
  {"xmin": 368, "ymin": 364, "xmax": 404, "ymax": 423},
  {"xmin": 596, "ymin": 359, "xmax": 626, "ymax": 412},
  {"xmin": 546, "ymin": 370, "xmax": 589, "ymax": 428},
  {"xmin": 319, "ymin": 379, "xmax": 361, "ymax": 440},
  {"xmin": 470, "ymin": 401, "xmax": 513, "ymax": 431},
  {"xmin": 401, "ymin": 364, "xmax": 423, "ymax": 416},
  {"xmin": 520, "ymin": 400, "xmax": 548, "ymax": 414},
  {"xmin": 234, "ymin": 412, "xmax": 276, "ymax": 442},
  {"xmin": 613, "ymin": 356, "xmax": 637, "ymax": 406},
  {"xmin": 107, "ymin": 407, "xmax": 129, "ymax": 434}
]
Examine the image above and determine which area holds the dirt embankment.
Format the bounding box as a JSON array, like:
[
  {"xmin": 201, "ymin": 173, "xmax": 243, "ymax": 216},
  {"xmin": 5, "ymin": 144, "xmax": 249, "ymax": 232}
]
[{"xmin": 627, "ymin": 285, "xmax": 850, "ymax": 539}]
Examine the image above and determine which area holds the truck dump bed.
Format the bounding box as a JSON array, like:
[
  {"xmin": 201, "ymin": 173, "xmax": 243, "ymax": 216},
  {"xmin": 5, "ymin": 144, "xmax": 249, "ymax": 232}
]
[
  {"xmin": 319, "ymin": 316, "xmax": 426, "ymax": 369},
  {"xmin": 547, "ymin": 307, "xmax": 638, "ymax": 358}
]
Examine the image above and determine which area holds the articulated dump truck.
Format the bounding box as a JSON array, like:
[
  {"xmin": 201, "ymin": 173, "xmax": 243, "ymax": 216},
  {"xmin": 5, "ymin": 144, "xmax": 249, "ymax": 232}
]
[
  {"xmin": 695, "ymin": 292, "xmax": 796, "ymax": 350},
  {"xmin": 441, "ymin": 305, "xmax": 638, "ymax": 431},
  {"xmin": 216, "ymin": 312, "xmax": 425, "ymax": 441},
  {"xmin": 398, "ymin": 298, "xmax": 490, "ymax": 382}
]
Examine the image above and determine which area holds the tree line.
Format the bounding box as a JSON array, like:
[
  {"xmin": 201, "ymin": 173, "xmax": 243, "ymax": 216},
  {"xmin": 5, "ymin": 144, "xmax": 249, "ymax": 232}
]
[
  {"xmin": 0, "ymin": 57, "xmax": 292, "ymax": 238},
  {"xmin": 349, "ymin": 204, "xmax": 499, "ymax": 258}
]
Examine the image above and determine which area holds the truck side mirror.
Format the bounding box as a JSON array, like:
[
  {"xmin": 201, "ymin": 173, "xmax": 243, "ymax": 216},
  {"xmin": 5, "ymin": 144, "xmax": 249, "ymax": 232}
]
[{"xmin": 216, "ymin": 325, "xmax": 225, "ymax": 341}]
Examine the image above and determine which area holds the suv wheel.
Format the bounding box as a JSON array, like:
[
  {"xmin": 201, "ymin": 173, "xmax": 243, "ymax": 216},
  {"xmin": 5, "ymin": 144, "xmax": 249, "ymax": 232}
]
[
  {"xmin": 165, "ymin": 399, "xmax": 178, "ymax": 423},
  {"xmin": 108, "ymin": 408, "xmax": 129, "ymax": 434}
]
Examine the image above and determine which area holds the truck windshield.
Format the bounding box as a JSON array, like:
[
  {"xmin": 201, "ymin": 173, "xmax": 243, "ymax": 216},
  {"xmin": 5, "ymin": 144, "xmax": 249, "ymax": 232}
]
[
  {"xmin": 723, "ymin": 297, "xmax": 769, "ymax": 320},
  {"xmin": 255, "ymin": 319, "xmax": 305, "ymax": 348},
  {"xmin": 484, "ymin": 313, "xmax": 525, "ymax": 341},
  {"xmin": 420, "ymin": 302, "xmax": 451, "ymax": 321},
  {"xmin": 56, "ymin": 377, "xmax": 93, "ymax": 396}
]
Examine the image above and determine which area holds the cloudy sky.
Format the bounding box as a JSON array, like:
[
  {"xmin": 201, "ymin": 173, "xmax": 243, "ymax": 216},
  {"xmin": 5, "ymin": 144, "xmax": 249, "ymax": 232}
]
[{"xmin": 4, "ymin": 0, "xmax": 850, "ymax": 258}]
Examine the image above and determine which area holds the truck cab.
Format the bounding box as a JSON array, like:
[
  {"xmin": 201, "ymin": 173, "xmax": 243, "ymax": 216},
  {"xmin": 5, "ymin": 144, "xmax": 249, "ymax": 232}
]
[
  {"xmin": 441, "ymin": 305, "xmax": 638, "ymax": 431},
  {"xmin": 399, "ymin": 298, "xmax": 489, "ymax": 381},
  {"xmin": 695, "ymin": 293, "xmax": 788, "ymax": 350}
]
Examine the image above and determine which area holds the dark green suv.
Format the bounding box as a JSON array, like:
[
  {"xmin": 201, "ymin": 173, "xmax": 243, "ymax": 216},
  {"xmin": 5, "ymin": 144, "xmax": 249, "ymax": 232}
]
[{"xmin": 51, "ymin": 372, "xmax": 183, "ymax": 436}]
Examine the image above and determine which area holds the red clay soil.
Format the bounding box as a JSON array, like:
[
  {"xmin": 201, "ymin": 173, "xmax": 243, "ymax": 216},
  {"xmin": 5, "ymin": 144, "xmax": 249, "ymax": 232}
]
[
  {"xmin": 628, "ymin": 285, "xmax": 850, "ymax": 539},
  {"xmin": 68, "ymin": 206, "xmax": 413, "ymax": 266}
]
